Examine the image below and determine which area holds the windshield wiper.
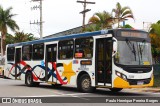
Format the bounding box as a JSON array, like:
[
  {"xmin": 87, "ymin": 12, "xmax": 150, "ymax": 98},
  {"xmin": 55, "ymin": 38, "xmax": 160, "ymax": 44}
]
[
  {"xmin": 138, "ymin": 40, "xmax": 146, "ymax": 59},
  {"xmin": 125, "ymin": 38, "xmax": 137, "ymax": 61}
]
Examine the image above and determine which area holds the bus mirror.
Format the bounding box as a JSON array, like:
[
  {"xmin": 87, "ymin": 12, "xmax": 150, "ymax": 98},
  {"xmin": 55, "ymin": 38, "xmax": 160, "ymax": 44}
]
[{"xmin": 112, "ymin": 41, "xmax": 117, "ymax": 57}]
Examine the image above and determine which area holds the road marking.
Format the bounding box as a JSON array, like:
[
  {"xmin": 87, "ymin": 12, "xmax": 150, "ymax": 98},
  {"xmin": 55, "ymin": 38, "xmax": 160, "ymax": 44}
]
[{"xmin": 15, "ymin": 93, "xmax": 89, "ymax": 98}]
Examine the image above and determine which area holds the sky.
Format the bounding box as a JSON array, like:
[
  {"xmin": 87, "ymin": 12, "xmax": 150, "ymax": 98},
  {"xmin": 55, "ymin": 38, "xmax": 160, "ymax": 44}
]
[{"xmin": 0, "ymin": 0, "xmax": 160, "ymax": 38}]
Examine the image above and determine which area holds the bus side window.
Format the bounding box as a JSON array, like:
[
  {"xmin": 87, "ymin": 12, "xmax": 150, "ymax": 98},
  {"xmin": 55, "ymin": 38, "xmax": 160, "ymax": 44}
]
[
  {"xmin": 33, "ymin": 43, "xmax": 44, "ymax": 60},
  {"xmin": 7, "ymin": 47, "xmax": 15, "ymax": 61},
  {"xmin": 75, "ymin": 37, "xmax": 93, "ymax": 59},
  {"xmin": 58, "ymin": 39, "xmax": 74, "ymax": 59},
  {"xmin": 22, "ymin": 45, "xmax": 32, "ymax": 61}
]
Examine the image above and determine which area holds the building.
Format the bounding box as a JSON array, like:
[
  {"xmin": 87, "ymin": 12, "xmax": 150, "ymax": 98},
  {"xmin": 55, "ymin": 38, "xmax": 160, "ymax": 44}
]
[
  {"xmin": 44, "ymin": 18, "xmax": 120, "ymax": 38},
  {"xmin": 43, "ymin": 25, "xmax": 88, "ymax": 38}
]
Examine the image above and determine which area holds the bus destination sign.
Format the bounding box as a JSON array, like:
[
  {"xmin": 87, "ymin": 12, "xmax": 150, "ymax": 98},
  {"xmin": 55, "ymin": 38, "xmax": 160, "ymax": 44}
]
[{"xmin": 121, "ymin": 31, "xmax": 148, "ymax": 38}]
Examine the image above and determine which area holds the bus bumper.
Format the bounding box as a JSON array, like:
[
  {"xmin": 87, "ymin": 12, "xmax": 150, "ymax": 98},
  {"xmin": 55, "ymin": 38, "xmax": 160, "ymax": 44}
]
[{"xmin": 113, "ymin": 76, "xmax": 154, "ymax": 88}]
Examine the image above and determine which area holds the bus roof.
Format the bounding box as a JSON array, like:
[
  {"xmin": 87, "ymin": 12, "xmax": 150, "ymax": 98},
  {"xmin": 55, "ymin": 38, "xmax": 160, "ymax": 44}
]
[
  {"xmin": 7, "ymin": 30, "xmax": 109, "ymax": 47},
  {"xmin": 7, "ymin": 29, "xmax": 147, "ymax": 47}
]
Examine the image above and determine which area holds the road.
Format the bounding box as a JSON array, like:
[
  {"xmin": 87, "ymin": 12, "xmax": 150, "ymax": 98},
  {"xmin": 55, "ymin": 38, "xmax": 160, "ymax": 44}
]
[{"xmin": 0, "ymin": 78, "xmax": 160, "ymax": 105}]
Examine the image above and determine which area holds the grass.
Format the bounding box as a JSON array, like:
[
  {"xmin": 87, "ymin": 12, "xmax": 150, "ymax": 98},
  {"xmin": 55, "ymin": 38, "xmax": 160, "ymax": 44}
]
[{"xmin": 154, "ymin": 74, "xmax": 160, "ymax": 87}]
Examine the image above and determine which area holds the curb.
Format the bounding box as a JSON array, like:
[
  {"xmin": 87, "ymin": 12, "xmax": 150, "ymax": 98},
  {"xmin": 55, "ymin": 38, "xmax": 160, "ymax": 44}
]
[{"xmin": 126, "ymin": 87, "xmax": 160, "ymax": 93}]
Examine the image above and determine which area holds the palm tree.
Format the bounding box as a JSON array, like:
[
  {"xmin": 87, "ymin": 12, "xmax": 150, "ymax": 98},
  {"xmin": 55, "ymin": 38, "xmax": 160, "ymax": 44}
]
[
  {"xmin": 88, "ymin": 11, "xmax": 112, "ymax": 30},
  {"xmin": 14, "ymin": 31, "xmax": 37, "ymax": 43},
  {"xmin": 112, "ymin": 2, "xmax": 134, "ymax": 28},
  {"xmin": 0, "ymin": 5, "xmax": 19, "ymax": 55}
]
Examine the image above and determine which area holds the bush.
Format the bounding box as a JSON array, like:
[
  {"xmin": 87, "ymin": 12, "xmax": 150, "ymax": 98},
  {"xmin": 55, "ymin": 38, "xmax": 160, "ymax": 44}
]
[{"xmin": 154, "ymin": 74, "xmax": 160, "ymax": 87}]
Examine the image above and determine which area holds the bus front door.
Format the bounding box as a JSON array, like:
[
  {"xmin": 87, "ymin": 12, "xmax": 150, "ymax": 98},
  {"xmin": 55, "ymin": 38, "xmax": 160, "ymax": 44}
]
[
  {"xmin": 15, "ymin": 48, "xmax": 21, "ymax": 80},
  {"xmin": 45, "ymin": 44, "xmax": 57, "ymax": 83},
  {"xmin": 96, "ymin": 38, "xmax": 112, "ymax": 86}
]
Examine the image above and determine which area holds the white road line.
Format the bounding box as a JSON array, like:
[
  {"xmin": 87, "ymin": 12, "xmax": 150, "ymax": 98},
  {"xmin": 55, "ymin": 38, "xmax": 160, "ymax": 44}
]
[
  {"xmin": 149, "ymin": 92, "xmax": 160, "ymax": 95},
  {"xmin": 14, "ymin": 93, "xmax": 89, "ymax": 98}
]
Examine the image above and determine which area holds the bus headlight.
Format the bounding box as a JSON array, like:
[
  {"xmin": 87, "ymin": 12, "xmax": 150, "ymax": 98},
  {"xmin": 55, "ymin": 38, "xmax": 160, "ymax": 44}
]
[
  {"xmin": 122, "ymin": 74, "xmax": 127, "ymax": 80},
  {"xmin": 116, "ymin": 71, "xmax": 121, "ymax": 77},
  {"xmin": 116, "ymin": 71, "xmax": 127, "ymax": 80}
]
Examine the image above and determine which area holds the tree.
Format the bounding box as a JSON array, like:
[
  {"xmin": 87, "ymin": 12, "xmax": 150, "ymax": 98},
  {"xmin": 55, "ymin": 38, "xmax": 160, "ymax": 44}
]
[
  {"xmin": 5, "ymin": 33, "xmax": 14, "ymax": 45},
  {"xmin": 149, "ymin": 21, "xmax": 160, "ymax": 60},
  {"xmin": 85, "ymin": 24, "xmax": 101, "ymax": 32},
  {"xmin": 150, "ymin": 20, "xmax": 160, "ymax": 36},
  {"xmin": 0, "ymin": 5, "xmax": 19, "ymax": 55},
  {"xmin": 88, "ymin": 11, "xmax": 112, "ymax": 30},
  {"xmin": 14, "ymin": 31, "xmax": 38, "ymax": 43},
  {"xmin": 122, "ymin": 24, "xmax": 133, "ymax": 28},
  {"xmin": 112, "ymin": 2, "xmax": 134, "ymax": 28}
]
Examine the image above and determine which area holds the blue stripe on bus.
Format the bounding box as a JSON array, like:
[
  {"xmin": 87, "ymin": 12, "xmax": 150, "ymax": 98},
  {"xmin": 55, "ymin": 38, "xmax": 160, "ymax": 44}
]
[{"xmin": 7, "ymin": 30, "xmax": 108, "ymax": 47}]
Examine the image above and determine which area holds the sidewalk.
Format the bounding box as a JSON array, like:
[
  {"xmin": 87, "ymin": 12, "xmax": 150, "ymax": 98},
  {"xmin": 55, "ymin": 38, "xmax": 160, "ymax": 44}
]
[{"xmin": 126, "ymin": 87, "xmax": 160, "ymax": 93}]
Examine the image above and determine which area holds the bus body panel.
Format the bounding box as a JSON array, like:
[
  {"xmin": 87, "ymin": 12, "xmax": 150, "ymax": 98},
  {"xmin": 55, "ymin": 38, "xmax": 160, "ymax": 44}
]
[
  {"xmin": 112, "ymin": 62, "xmax": 153, "ymax": 88},
  {"xmin": 4, "ymin": 29, "xmax": 153, "ymax": 90}
]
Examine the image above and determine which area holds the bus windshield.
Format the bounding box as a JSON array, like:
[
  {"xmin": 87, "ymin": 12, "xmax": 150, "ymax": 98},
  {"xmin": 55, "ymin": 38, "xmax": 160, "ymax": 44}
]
[{"xmin": 115, "ymin": 40, "xmax": 152, "ymax": 65}]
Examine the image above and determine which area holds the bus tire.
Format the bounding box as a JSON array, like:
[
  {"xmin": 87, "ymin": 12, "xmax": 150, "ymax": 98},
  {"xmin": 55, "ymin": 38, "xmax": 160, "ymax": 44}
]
[
  {"xmin": 109, "ymin": 88, "xmax": 123, "ymax": 92},
  {"xmin": 2, "ymin": 70, "xmax": 4, "ymax": 78},
  {"xmin": 25, "ymin": 72, "xmax": 34, "ymax": 87},
  {"xmin": 77, "ymin": 74, "xmax": 95, "ymax": 93},
  {"xmin": 34, "ymin": 82, "xmax": 40, "ymax": 87},
  {"xmin": 51, "ymin": 84, "xmax": 62, "ymax": 88}
]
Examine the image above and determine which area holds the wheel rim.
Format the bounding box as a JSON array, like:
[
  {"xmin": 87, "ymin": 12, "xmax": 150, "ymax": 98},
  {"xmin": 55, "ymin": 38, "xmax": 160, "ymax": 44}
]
[
  {"xmin": 27, "ymin": 74, "xmax": 32, "ymax": 84},
  {"xmin": 82, "ymin": 78, "xmax": 90, "ymax": 90}
]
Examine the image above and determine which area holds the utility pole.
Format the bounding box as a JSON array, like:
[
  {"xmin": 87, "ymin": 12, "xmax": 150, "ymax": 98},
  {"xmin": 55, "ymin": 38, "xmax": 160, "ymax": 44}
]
[
  {"xmin": 143, "ymin": 22, "xmax": 152, "ymax": 32},
  {"xmin": 0, "ymin": 33, "xmax": 3, "ymax": 56},
  {"xmin": 31, "ymin": 0, "xmax": 43, "ymax": 39},
  {"xmin": 40, "ymin": 0, "xmax": 43, "ymax": 39},
  {"xmin": 77, "ymin": 0, "xmax": 95, "ymax": 31}
]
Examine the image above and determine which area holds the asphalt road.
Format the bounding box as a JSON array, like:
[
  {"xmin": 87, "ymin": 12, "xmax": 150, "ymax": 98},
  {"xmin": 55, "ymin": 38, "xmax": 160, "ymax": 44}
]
[{"xmin": 0, "ymin": 78, "xmax": 160, "ymax": 106}]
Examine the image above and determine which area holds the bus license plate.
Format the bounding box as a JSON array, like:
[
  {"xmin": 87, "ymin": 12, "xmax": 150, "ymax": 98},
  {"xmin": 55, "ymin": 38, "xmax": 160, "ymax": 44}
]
[{"xmin": 137, "ymin": 81, "xmax": 144, "ymax": 85}]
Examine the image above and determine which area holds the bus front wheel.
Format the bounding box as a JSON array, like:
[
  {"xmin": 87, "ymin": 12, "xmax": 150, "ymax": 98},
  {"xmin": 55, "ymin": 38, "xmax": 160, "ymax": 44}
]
[
  {"xmin": 109, "ymin": 88, "xmax": 123, "ymax": 92},
  {"xmin": 77, "ymin": 74, "xmax": 95, "ymax": 93}
]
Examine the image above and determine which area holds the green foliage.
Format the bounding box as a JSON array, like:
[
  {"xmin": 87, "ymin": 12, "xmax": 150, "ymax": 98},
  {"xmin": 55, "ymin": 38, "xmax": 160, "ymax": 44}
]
[
  {"xmin": 5, "ymin": 31, "xmax": 38, "ymax": 45},
  {"xmin": 0, "ymin": 5, "xmax": 19, "ymax": 55},
  {"xmin": 122, "ymin": 24, "xmax": 133, "ymax": 28},
  {"xmin": 150, "ymin": 23, "xmax": 160, "ymax": 36},
  {"xmin": 5, "ymin": 33, "xmax": 14, "ymax": 44},
  {"xmin": 149, "ymin": 20, "xmax": 160, "ymax": 57},
  {"xmin": 14, "ymin": 31, "xmax": 37, "ymax": 43},
  {"xmin": 154, "ymin": 74, "xmax": 160, "ymax": 87},
  {"xmin": 85, "ymin": 24, "xmax": 101, "ymax": 32},
  {"xmin": 112, "ymin": 2, "xmax": 134, "ymax": 28},
  {"xmin": 87, "ymin": 2, "xmax": 134, "ymax": 32},
  {"xmin": 87, "ymin": 11, "xmax": 112, "ymax": 31},
  {"xmin": 0, "ymin": 6, "xmax": 19, "ymax": 33}
]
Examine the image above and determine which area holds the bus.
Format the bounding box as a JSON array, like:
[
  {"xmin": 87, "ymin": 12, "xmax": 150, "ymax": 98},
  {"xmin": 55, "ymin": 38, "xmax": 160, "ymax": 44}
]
[{"xmin": 4, "ymin": 29, "xmax": 153, "ymax": 92}]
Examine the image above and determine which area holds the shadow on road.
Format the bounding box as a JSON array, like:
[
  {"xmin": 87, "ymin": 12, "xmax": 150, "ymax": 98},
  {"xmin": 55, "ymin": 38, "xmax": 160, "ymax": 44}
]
[{"xmin": 14, "ymin": 83, "xmax": 148, "ymax": 96}]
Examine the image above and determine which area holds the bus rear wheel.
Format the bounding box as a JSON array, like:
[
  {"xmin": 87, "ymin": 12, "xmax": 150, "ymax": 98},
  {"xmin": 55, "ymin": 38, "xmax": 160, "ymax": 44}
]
[
  {"xmin": 25, "ymin": 72, "xmax": 34, "ymax": 87},
  {"xmin": 51, "ymin": 84, "xmax": 62, "ymax": 88},
  {"xmin": 78, "ymin": 74, "xmax": 95, "ymax": 93},
  {"xmin": 109, "ymin": 88, "xmax": 123, "ymax": 92},
  {"xmin": 2, "ymin": 70, "xmax": 4, "ymax": 78}
]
